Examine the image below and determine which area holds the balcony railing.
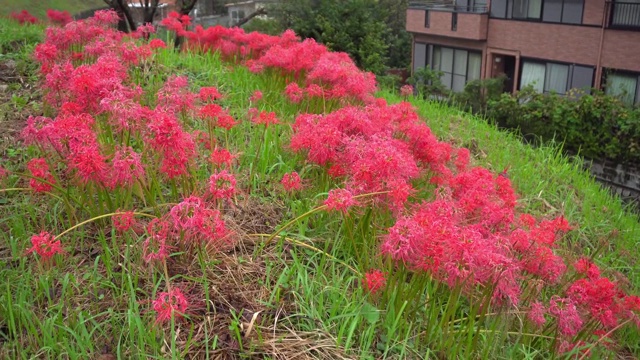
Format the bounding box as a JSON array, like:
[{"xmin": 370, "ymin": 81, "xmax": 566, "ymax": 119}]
[
  {"xmin": 408, "ymin": 1, "xmax": 488, "ymax": 13},
  {"xmin": 610, "ymin": 2, "xmax": 640, "ymax": 29}
]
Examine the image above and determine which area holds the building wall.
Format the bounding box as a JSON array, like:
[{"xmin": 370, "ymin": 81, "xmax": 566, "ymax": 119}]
[
  {"xmin": 486, "ymin": 20, "xmax": 602, "ymax": 66},
  {"xmin": 407, "ymin": 9, "xmax": 488, "ymax": 40},
  {"xmin": 408, "ymin": 0, "xmax": 640, "ymax": 82}
]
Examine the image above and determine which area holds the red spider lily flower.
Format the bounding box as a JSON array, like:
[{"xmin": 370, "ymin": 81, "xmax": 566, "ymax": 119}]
[
  {"xmin": 149, "ymin": 39, "xmax": 167, "ymax": 50},
  {"xmin": 27, "ymin": 232, "xmax": 63, "ymax": 260},
  {"xmin": 46, "ymin": 9, "xmax": 72, "ymax": 26},
  {"xmin": 305, "ymin": 84, "xmax": 324, "ymax": 98},
  {"xmin": 209, "ymin": 170, "xmax": 237, "ymax": 200},
  {"xmin": 454, "ymin": 148, "xmax": 470, "ymax": 172},
  {"xmin": 574, "ymin": 258, "xmax": 601, "ymax": 280},
  {"xmin": 251, "ymin": 111, "xmax": 279, "ymax": 127},
  {"xmin": 113, "ymin": 211, "xmax": 136, "ymax": 233},
  {"xmin": 143, "ymin": 236, "xmax": 171, "ymax": 263},
  {"xmin": 133, "ymin": 23, "xmax": 156, "ymax": 38},
  {"xmin": 363, "ymin": 269, "xmax": 386, "ymax": 294},
  {"xmin": 281, "ymin": 172, "xmax": 302, "ymax": 191},
  {"xmin": 199, "ymin": 87, "xmax": 223, "ymax": 102},
  {"xmin": 27, "ymin": 158, "xmax": 55, "ymax": 193},
  {"xmin": 324, "ymin": 189, "xmax": 356, "ymax": 213},
  {"xmin": 109, "ymin": 146, "xmax": 145, "ymax": 188},
  {"xmin": 549, "ymin": 296, "xmax": 584, "ymax": 337},
  {"xmin": 10, "ymin": 10, "xmax": 38, "ymax": 25},
  {"xmin": 93, "ymin": 9, "xmax": 121, "ymax": 26},
  {"xmin": 210, "ymin": 147, "xmax": 236, "ymax": 168},
  {"xmin": 250, "ymin": 90, "xmax": 263, "ymax": 102},
  {"xmin": 152, "ymin": 287, "xmax": 189, "ymax": 324},
  {"xmin": 0, "ymin": 166, "xmax": 7, "ymax": 180},
  {"xmin": 284, "ymin": 82, "xmax": 304, "ymax": 103},
  {"xmin": 527, "ymin": 301, "xmax": 547, "ymax": 328},
  {"xmin": 400, "ymin": 84, "xmax": 414, "ymax": 97},
  {"xmin": 170, "ymin": 196, "xmax": 205, "ymax": 230}
]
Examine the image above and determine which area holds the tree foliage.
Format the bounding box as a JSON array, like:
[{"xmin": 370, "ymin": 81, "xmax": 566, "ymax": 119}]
[{"xmin": 269, "ymin": 0, "xmax": 408, "ymax": 74}]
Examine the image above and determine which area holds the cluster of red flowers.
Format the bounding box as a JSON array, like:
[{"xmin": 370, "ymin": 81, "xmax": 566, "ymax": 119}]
[
  {"xmin": 46, "ymin": 9, "xmax": 72, "ymax": 26},
  {"xmin": 283, "ymin": 41, "xmax": 640, "ymax": 348},
  {"xmin": 10, "ymin": 10, "xmax": 38, "ymax": 25},
  {"xmin": 143, "ymin": 196, "xmax": 231, "ymax": 263},
  {"xmin": 160, "ymin": 15, "xmax": 377, "ymax": 103},
  {"xmin": 291, "ymin": 101, "xmax": 451, "ymax": 211}
]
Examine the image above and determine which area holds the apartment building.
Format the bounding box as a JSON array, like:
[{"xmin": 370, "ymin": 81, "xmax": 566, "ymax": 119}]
[{"xmin": 406, "ymin": 0, "xmax": 640, "ymax": 104}]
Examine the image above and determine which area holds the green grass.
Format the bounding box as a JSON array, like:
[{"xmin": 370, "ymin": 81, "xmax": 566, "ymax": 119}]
[
  {"xmin": 0, "ymin": 0, "xmax": 104, "ymax": 19},
  {"xmin": 1, "ymin": 17, "xmax": 639, "ymax": 359}
]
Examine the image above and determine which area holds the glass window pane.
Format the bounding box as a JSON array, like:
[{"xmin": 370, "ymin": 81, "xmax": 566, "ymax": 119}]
[
  {"xmin": 544, "ymin": 63, "xmax": 569, "ymax": 94},
  {"xmin": 542, "ymin": 0, "xmax": 562, "ymax": 22},
  {"xmin": 490, "ymin": 0, "xmax": 507, "ymax": 17},
  {"xmin": 441, "ymin": 48, "xmax": 454, "ymax": 73},
  {"xmin": 467, "ymin": 53, "xmax": 482, "ymax": 81},
  {"xmin": 433, "ymin": 47, "xmax": 441, "ymax": 70},
  {"xmin": 453, "ymin": 74, "xmax": 467, "ymax": 92},
  {"xmin": 528, "ymin": 0, "xmax": 542, "ymax": 19},
  {"xmin": 441, "ymin": 73, "xmax": 453, "ymax": 90},
  {"xmin": 513, "ymin": 0, "xmax": 528, "ymax": 18},
  {"xmin": 606, "ymin": 73, "xmax": 638, "ymax": 105},
  {"xmin": 570, "ymin": 65, "xmax": 594, "ymax": 91},
  {"xmin": 414, "ymin": 43, "xmax": 427, "ymax": 71},
  {"xmin": 562, "ymin": 0, "xmax": 583, "ymax": 24},
  {"xmin": 520, "ymin": 62, "xmax": 545, "ymax": 93},
  {"xmin": 454, "ymin": 49, "xmax": 468, "ymax": 76}
]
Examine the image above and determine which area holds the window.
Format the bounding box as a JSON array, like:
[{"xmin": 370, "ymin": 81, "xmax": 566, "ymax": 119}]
[
  {"xmin": 492, "ymin": 0, "xmax": 583, "ymax": 24},
  {"xmin": 414, "ymin": 43, "xmax": 428, "ymax": 72},
  {"xmin": 430, "ymin": 46, "xmax": 482, "ymax": 92},
  {"xmin": 520, "ymin": 60, "xmax": 594, "ymax": 95},
  {"xmin": 231, "ymin": 9, "xmax": 245, "ymax": 24},
  {"xmin": 610, "ymin": 0, "xmax": 640, "ymax": 28},
  {"xmin": 452, "ymin": 13, "xmax": 458, "ymax": 31},
  {"xmin": 425, "ymin": 10, "xmax": 430, "ymax": 28},
  {"xmin": 456, "ymin": 0, "xmax": 489, "ymax": 12},
  {"xmin": 605, "ymin": 72, "xmax": 640, "ymax": 105},
  {"xmin": 512, "ymin": 0, "xmax": 542, "ymax": 19}
]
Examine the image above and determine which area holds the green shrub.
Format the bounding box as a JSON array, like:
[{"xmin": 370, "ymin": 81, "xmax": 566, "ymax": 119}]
[{"xmin": 487, "ymin": 86, "xmax": 640, "ymax": 163}]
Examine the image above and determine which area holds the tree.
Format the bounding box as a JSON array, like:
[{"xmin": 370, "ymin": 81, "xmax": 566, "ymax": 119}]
[
  {"xmin": 271, "ymin": 0, "xmax": 389, "ymax": 74},
  {"xmin": 103, "ymin": 0, "xmax": 199, "ymax": 33}
]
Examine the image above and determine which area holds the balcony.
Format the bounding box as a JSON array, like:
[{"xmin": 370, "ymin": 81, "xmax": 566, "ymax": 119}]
[
  {"xmin": 406, "ymin": 3, "xmax": 489, "ymax": 41},
  {"xmin": 609, "ymin": 2, "xmax": 640, "ymax": 29}
]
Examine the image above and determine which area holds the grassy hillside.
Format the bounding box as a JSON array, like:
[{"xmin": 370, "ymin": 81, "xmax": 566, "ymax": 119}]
[{"xmin": 0, "ymin": 0, "xmax": 104, "ymax": 19}]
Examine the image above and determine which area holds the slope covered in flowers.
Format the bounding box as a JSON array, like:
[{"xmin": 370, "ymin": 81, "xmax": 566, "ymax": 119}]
[{"xmin": 0, "ymin": 10, "xmax": 639, "ymax": 359}]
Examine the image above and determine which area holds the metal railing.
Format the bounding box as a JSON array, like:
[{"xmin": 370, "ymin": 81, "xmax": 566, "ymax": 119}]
[
  {"xmin": 610, "ymin": 2, "xmax": 640, "ymax": 28},
  {"xmin": 408, "ymin": 0, "xmax": 488, "ymax": 13}
]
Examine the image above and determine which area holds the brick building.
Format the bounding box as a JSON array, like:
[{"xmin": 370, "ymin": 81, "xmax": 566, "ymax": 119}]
[{"xmin": 407, "ymin": 0, "xmax": 640, "ymax": 104}]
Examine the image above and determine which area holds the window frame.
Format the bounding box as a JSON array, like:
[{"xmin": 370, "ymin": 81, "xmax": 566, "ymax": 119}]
[
  {"xmin": 428, "ymin": 45, "xmax": 483, "ymax": 92},
  {"xmin": 518, "ymin": 58, "xmax": 595, "ymax": 95},
  {"xmin": 490, "ymin": 0, "xmax": 585, "ymax": 25},
  {"xmin": 603, "ymin": 69, "xmax": 640, "ymax": 105},
  {"xmin": 425, "ymin": 10, "xmax": 430, "ymax": 28}
]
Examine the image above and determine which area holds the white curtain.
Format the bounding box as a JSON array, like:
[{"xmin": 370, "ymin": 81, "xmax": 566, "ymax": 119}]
[
  {"xmin": 520, "ymin": 62, "xmax": 545, "ymax": 93},
  {"xmin": 467, "ymin": 53, "xmax": 482, "ymax": 81},
  {"xmin": 544, "ymin": 63, "xmax": 569, "ymax": 94},
  {"xmin": 606, "ymin": 74, "xmax": 638, "ymax": 105},
  {"xmin": 414, "ymin": 43, "xmax": 427, "ymax": 72}
]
